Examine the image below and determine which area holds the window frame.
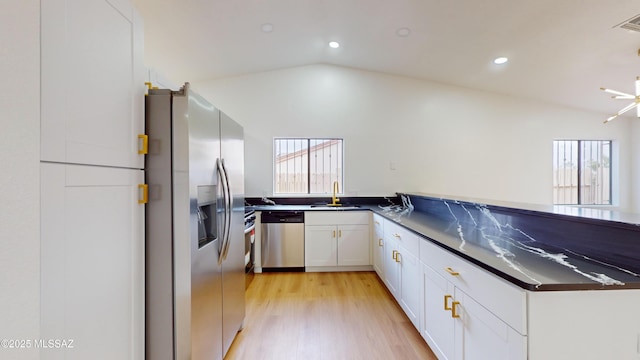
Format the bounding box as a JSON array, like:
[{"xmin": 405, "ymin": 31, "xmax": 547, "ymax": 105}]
[
  {"xmin": 552, "ymin": 139, "xmax": 612, "ymax": 206},
  {"xmin": 273, "ymin": 137, "xmax": 344, "ymax": 196}
]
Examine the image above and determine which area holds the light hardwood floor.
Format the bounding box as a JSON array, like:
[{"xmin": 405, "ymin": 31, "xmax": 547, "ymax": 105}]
[{"xmin": 225, "ymin": 271, "xmax": 437, "ymax": 360}]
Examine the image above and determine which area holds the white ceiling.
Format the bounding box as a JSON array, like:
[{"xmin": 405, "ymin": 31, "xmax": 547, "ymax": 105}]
[{"xmin": 132, "ymin": 0, "xmax": 640, "ymax": 119}]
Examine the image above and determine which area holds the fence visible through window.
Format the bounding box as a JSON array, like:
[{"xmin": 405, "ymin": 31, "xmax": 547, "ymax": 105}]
[
  {"xmin": 553, "ymin": 140, "xmax": 611, "ymax": 205},
  {"xmin": 274, "ymin": 138, "xmax": 343, "ymax": 194}
]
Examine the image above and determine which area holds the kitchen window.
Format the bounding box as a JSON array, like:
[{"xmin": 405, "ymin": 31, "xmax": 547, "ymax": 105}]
[
  {"xmin": 274, "ymin": 138, "xmax": 343, "ymax": 195},
  {"xmin": 552, "ymin": 140, "xmax": 611, "ymax": 205}
]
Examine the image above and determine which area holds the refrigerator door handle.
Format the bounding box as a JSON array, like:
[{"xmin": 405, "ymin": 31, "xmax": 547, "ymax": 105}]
[
  {"xmin": 217, "ymin": 158, "xmax": 229, "ymax": 264},
  {"xmin": 220, "ymin": 158, "xmax": 233, "ymax": 260}
]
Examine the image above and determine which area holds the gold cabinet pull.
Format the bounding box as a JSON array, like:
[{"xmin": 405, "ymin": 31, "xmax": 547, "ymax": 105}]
[
  {"xmin": 395, "ymin": 251, "xmax": 401, "ymax": 263},
  {"xmin": 451, "ymin": 301, "xmax": 461, "ymax": 318},
  {"xmin": 445, "ymin": 267, "xmax": 460, "ymax": 276},
  {"xmin": 392, "ymin": 250, "xmax": 397, "ymax": 260},
  {"xmin": 338, "ymin": 229, "xmax": 342, "ymax": 237},
  {"xmin": 138, "ymin": 184, "xmax": 148, "ymax": 204},
  {"xmin": 333, "ymin": 230, "xmax": 336, "ymax": 238},
  {"xmin": 138, "ymin": 134, "xmax": 149, "ymax": 155},
  {"xmin": 374, "ymin": 221, "xmax": 380, "ymax": 225},
  {"xmin": 144, "ymin": 82, "xmax": 159, "ymax": 96},
  {"xmin": 378, "ymin": 238, "xmax": 383, "ymax": 247},
  {"xmin": 393, "ymin": 233, "xmax": 401, "ymax": 239},
  {"xmin": 444, "ymin": 295, "xmax": 453, "ymax": 311}
]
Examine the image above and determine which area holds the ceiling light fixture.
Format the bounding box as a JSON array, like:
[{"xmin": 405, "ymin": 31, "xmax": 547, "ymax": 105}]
[
  {"xmin": 260, "ymin": 23, "xmax": 274, "ymax": 33},
  {"xmin": 396, "ymin": 28, "xmax": 411, "ymax": 37},
  {"xmin": 600, "ymin": 76, "xmax": 640, "ymax": 123},
  {"xmin": 329, "ymin": 41, "xmax": 340, "ymax": 49},
  {"xmin": 493, "ymin": 57, "xmax": 508, "ymax": 65}
]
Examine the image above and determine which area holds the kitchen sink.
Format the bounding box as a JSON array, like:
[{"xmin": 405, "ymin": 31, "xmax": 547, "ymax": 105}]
[{"xmin": 309, "ymin": 204, "xmax": 361, "ymax": 209}]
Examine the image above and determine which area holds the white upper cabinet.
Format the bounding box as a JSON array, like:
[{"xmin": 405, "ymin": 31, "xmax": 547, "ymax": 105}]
[{"xmin": 41, "ymin": 0, "xmax": 145, "ymax": 168}]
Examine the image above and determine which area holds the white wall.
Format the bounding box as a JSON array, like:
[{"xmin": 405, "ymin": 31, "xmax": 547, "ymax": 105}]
[
  {"xmin": 0, "ymin": 1, "xmax": 41, "ymax": 358},
  {"xmin": 193, "ymin": 64, "xmax": 635, "ymax": 211}
]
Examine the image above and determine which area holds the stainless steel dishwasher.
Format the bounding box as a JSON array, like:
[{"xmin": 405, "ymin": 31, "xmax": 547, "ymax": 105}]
[{"xmin": 261, "ymin": 211, "xmax": 305, "ymax": 272}]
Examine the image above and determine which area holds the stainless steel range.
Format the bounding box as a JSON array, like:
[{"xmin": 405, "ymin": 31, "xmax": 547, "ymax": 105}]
[{"xmin": 244, "ymin": 209, "xmax": 256, "ymax": 288}]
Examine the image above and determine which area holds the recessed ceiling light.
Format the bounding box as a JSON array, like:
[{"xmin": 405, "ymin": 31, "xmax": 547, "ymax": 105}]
[
  {"xmin": 329, "ymin": 41, "xmax": 340, "ymax": 48},
  {"xmin": 396, "ymin": 27, "xmax": 411, "ymax": 37},
  {"xmin": 261, "ymin": 23, "xmax": 274, "ymax": 33},
  {"xmin": 494, "ymin": 57, "xmax": 509, "ymax": 65}
]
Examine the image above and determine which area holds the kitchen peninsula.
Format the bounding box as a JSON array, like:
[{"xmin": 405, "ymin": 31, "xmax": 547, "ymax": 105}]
[{"xmin": 248, "ymin": 193, "xmax": 640, "ymax": 360}]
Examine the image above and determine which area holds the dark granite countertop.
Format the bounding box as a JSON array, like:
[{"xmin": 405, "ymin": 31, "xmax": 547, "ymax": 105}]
[
  {"xmin": 374, "ymin": 206, "xmax": 640, "ymax": 291},
  {"xmin": 404, "ymin": 192, "xmax": 640, "ymax": 226},
  {"xmin": 245, "ymin": 194, "xmax": 640, "ymax": 291},
  {"xmin": 381, "ymin": 193, "xmax": 640, "ymax": 291}
]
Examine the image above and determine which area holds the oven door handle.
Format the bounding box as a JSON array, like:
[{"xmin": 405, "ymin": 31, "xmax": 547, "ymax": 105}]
[{"xmin": 244, "ymin": 223, "xmax": 256, "ymax": 235}]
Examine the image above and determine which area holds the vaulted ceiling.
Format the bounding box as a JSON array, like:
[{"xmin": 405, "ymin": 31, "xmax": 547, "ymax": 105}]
[{"xmin": 133, "ymin": 0, "xmax": 640, "ymax": 120}]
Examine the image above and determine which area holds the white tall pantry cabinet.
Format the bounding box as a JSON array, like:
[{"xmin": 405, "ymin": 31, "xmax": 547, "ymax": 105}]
[{"xmin": 40, "ymin": 0, "xmax": 146, "ymax": 359}]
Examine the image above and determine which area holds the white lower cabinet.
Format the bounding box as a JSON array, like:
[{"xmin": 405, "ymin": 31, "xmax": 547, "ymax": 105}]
[
  {"xmin": 456, "ymin": 290, "xmax": 526, "ymax": 360},
  {"xmin": 41, "ymin": 163, "xmax": 145, "ymax": 360},
  {"xmin": 422, "ymin": 264, "xmax": 455, "ymax": 359},
  {"xmin": 337, "ymin": 225, "xmax": 370, "ymax": 265},
  {"xmin": 372, "ymin": 214, "xmax": 384, "ymax": 278},
  {"xmin": 305, "ymin": 211, "xmax": 371, "ymax": 270},
  {"xmin": 383, "ymin": 233, "xmax": 400, "ymax": 297},
  {"xmin": 377, "ymin": 214, "xmax": 640, "ymax": 360},
  {"xmin": 305, "ymin": 225, "xmax": 338, "ymax": 266},
  {"xmin": 397, "ymin": 243, "xmax": 421, "ymax": 329},
  {"xmin": 423, "ymin": 264, "xmax": 525, "ymax": 360},
  {"xmin": 383, "ymin": 220, "xmax": 421, "ymax": 329},
  {"xmin": 378, "ymin": 217, "xmax": 526, "ymax": 360},
  {"xmin": 420, "ymin": 238, "xmax": 526, "ymax": 360}
]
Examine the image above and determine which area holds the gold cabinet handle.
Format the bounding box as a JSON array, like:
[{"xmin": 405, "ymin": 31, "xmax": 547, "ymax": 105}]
[
  {"xmin": 144, "ymin": 82, "xmax": 158, "ymax": 91},
  {"xmin": 138, "ymin": 134, "xmax": 149, "ymax": 155},
  {"xmin": 451, "ymin": 301, "xmax": 461, "ymax": 318},
  {"xmin": 374, "ymin": 221, "xmax": 380, "ymax": 225},
  {"xmin": 338, "ymin": 229, "xmax": 342, "ymax": 237},
  {"xmin": 445, "ymin": 267, "xmax": 460, "ymax": 276},
  {"xmin": 393, "ymin": 233, "xmax": 401, "ymax": 239},
  {"xmin": 444, "ymin": 295, "xmax": 453, "ymax": 311},
  {"xmin": 138, "ymin": 184, "xmax": 148, "ymax": 204},
  {"xmin": 378, "ymin": 238, "xmax": 383, "ymax": 247},
  {"xmin": 392, "ymin": 250, "xmax": 397, "ymax": 260},
  {"xmin": 144, "ymin": 82, "xmax": 159, "ymax": 96},
  {"xmin": 333, "ymin": 230, "xmax": 336, "ymax": 238},
  {"xmin": 395, "ymin": 251, "xmax": 401, "ymax": 263}
]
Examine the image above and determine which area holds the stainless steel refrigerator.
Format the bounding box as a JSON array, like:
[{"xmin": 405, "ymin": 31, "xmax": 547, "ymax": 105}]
[{"xmin": 145, "ymin": 83, "xmax": 245, "ymax": 360}]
